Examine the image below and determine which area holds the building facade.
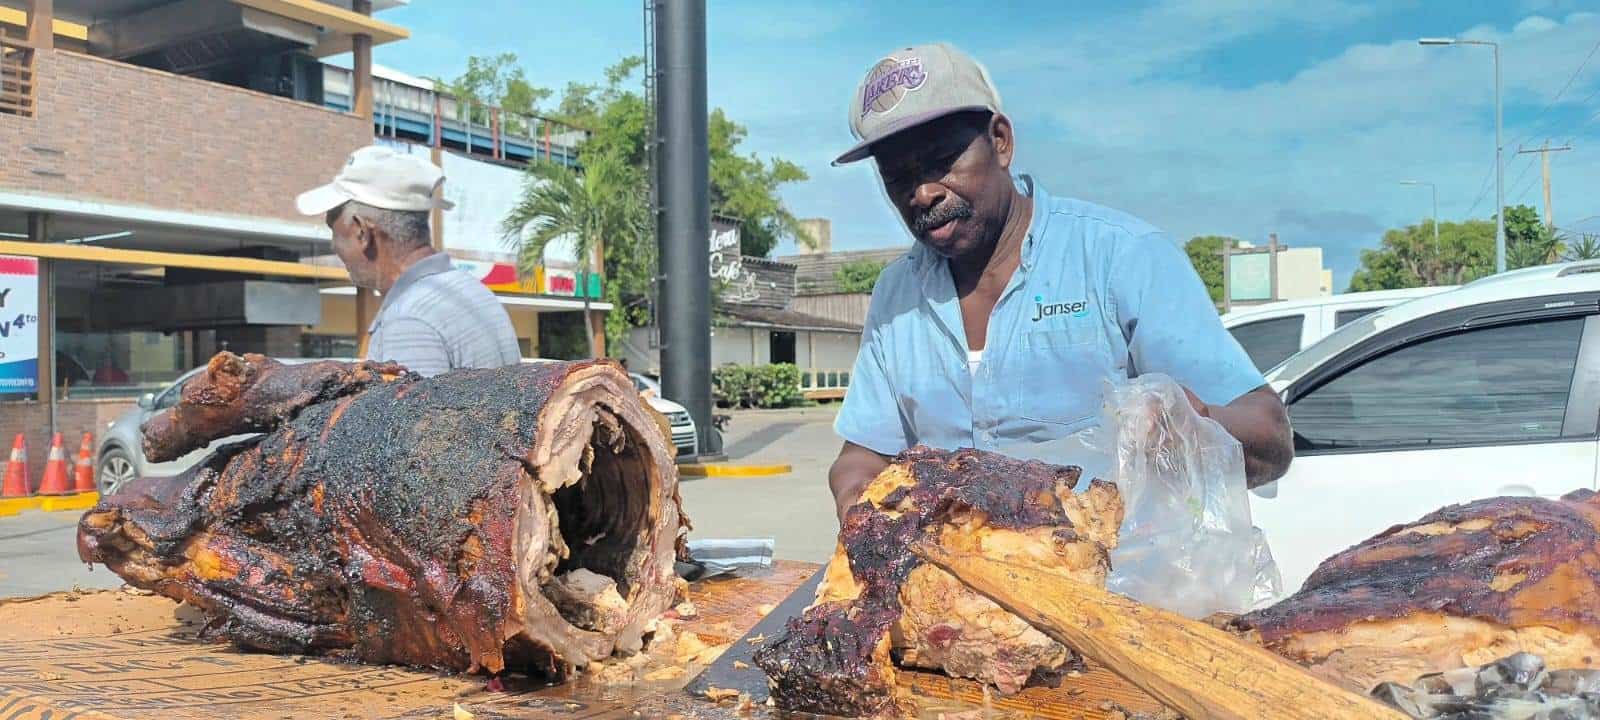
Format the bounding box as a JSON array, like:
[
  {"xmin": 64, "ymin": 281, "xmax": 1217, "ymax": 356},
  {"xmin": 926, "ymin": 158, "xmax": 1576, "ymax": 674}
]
[{"xmin": 0, "ymin": 0, "xmax": 603, "ymax": 485}]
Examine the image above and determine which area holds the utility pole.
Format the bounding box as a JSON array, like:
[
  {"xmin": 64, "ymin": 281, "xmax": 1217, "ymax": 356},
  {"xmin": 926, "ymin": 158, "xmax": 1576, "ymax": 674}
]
[
  {"xmin": 1419, "ymin": 37, "xmax": 1503, "ymax": 272},
  {"xmin": 1515, "ymin": 141, "xmax": 1572, "ymax": 228},
  {"xmin": 653, "ymin": 0, "xmax": 715, "ymax": 459}
]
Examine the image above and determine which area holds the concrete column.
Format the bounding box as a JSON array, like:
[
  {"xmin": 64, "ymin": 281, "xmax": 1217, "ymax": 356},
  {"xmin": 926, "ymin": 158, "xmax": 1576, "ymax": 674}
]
[
  {"xmin": 589, "ymin": 310, "xmax": 606, "ymax": 358},
  {"xmin": 351, "ymin": 0, "xmax": 373, "ymax": 120},
  {"xmin": 355, "ymin": 287, "xmax": 374, "ymax": 358},
  {"xmin": 27, "ymin": 213, "xmax": 54, "ymax": 436},
  {"xmin": 26, "ymin": 0, "xmax": 53, "ymax": 50}
]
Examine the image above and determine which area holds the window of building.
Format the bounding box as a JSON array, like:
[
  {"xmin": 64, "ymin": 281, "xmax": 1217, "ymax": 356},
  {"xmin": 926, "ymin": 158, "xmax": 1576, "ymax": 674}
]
[
  {"xmin": 1228, "ymin": 316, "xmax": 1304, "ymax": 372},
  {"xmin": 1289, "ymin": 318, "xmax": 1584, "ymax": 451}
]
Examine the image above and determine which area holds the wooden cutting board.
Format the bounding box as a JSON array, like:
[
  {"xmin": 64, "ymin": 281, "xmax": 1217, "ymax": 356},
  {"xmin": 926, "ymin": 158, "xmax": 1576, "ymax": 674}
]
[{"xmin": 683, "ymin": 568, "xmax": 824, "ymax": 700}]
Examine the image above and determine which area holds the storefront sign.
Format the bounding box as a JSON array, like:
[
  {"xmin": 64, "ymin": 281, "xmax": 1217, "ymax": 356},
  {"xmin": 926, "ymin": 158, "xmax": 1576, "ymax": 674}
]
[
  {"xmin": 0, "ymin": 256, "xmax": 40, "ymax": 394},
  {"xmin": 710, "ymin": 224, "xmax": 742, "ymax": 283},
  {"xmin": 451, "ymin": 259, "xmax": 538, "ymax": 294},
  {"xmin": 1228, "ymin": 254, "xmax": 1272, "ymax": 302}
]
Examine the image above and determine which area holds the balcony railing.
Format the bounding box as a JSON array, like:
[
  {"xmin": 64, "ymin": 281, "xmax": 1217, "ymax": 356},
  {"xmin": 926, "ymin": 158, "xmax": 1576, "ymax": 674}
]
[
  {"xmin": 322, "ymin": 64, "xmax": 588, "ymax": 168},
  {"xmin": 799, "ymin": 367, "xmax": 851, "ymax": 400},
  {"xmin": 0, "ymin": 31, "xmax": 34, "ymax": 117}
]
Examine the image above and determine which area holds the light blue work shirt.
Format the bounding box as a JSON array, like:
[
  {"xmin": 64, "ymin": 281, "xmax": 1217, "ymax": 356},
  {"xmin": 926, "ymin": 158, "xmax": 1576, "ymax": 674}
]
[{"xmin": 835, "ymin": 176, "xmax": 1265, "ymax": 455}]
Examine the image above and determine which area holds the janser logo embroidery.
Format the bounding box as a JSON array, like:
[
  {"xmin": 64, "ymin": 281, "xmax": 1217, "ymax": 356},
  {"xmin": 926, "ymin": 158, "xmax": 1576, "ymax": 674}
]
[
  {"xmin": 1032, "ymin": 295, "xmax": 1089, "ymax": 322},
  {"xmin": 861, "ymin": 57, "xmax": 927, "ymax": 117}
]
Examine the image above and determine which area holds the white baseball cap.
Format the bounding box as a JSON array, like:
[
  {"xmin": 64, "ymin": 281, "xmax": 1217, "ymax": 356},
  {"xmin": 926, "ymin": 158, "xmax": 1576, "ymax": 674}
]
[
  {"xmin": 834, "ymin": 42, "xmax": 1002, "ymax": 166},
  {"xmin": 296, "ymin": 145, "xmax": 456, "ymax": 216}
]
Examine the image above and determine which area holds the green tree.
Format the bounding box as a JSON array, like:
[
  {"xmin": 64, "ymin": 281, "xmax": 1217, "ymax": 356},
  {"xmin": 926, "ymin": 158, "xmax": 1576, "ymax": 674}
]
[
  {"xmin": 1503, "ymin": 204, "xmax": 1563, "ymax": 270},
  {"xmin": 502, "ymin": 156, "xmax": 649, "ymax": 359},
  {"xmin": 708, "ymin": 109, "xmax": 810, "ymax": 257},
  {"xmin": 1183, "ymin": 235, "xmax": 1239, "ymax": 304},
  {"xmin": 529, "ymin": 56, "xmax": 808, "ymax": 353},
  {"xmin": 440, "ymin": 53, "xmax": 553, "ymax": 132},
  {"xmin": 1563, "ymin": 233, "xmax": 1600, "ymax": 261},
  {"xmin": 834, "ymin": 260, "xmax": 886, "ymax": 294},
  {"xmin": 1347, "ymin": 219, "xmax": 1495, "ymax": 291}
]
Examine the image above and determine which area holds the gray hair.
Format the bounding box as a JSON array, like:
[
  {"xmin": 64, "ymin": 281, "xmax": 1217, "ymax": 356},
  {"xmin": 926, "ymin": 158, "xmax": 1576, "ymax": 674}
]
[{"xmin": 345, "ymin": 201, "xmax": 431, "ymax": 249}]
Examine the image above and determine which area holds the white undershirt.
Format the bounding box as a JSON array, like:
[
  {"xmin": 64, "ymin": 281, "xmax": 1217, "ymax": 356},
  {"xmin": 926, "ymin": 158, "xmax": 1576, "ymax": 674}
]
[{"xmin": 967, "ymin": 349, "xmax": 984, "ymax": 376}]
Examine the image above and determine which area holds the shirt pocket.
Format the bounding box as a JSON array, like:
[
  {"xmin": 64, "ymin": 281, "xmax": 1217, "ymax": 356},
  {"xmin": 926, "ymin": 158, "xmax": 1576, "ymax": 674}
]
[{"xmin": 1011, "ymin": 327, "xmax": 1111, "ymax": 428}]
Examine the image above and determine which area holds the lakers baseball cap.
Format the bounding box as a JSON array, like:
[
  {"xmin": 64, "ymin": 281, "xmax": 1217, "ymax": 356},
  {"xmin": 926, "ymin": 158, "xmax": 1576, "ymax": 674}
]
[
  {"xmin": 296, "ymin": 145, "xmax": 456, "ymax": 215},
  {"xmin": 833, "ymin": 42, "xmax": 1002, "ymax": 166}
]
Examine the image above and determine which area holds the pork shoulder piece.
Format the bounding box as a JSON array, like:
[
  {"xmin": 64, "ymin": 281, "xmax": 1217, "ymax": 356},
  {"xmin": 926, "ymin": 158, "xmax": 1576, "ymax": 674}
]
[
  {"xmin": 79, "ymin": 354, "xmax": 690, "ymax": 676},
  {"xmin": 1233, "ymin": 489, "xmax": 1600, "ymax": 694},
  {"xmin": 753, "ymin": 447, "xmax": 1124, "ymax": 717},
  {"xmin": 142, "ymin": 352, "xmax": 409, "ymax": 463}
]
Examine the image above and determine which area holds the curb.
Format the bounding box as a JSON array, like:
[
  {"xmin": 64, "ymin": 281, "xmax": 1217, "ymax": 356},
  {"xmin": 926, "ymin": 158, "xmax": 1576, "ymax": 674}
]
[
  {"xmin": 0, "ymin": 496, "xmax": 40, "ymax": 515},
  {"xmin": 678, "ymin": 463, "xmax": 793, "ymax": 478},
  {"xmin": 38, "ymin": 492, "xmax": 99, "ymax": 512}
]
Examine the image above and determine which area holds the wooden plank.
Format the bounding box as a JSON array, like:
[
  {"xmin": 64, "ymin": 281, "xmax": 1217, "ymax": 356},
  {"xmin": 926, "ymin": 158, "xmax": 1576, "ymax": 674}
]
[
  {"xmin": 0, "ymin": 240, "xmax": 349, "ymax": 281},
  {"xmin": 916, "ymin": 544, "xmax": 1404, "ymax": 720}
]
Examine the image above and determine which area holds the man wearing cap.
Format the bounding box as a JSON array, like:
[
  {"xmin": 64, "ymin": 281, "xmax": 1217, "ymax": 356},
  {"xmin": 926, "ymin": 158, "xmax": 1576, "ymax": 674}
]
[
  {"xmin": 828, "ymin": 44, "xmax": 1293, "ymax": 519},
  {"xmin": 298, "ymin": 146, "xmax": 520, "ymax": 377}
]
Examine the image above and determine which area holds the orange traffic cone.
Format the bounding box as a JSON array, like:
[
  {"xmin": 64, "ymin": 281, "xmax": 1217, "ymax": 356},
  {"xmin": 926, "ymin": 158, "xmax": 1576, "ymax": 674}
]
[
  {"xmin": 73, "ymin": 433, "xmax": 96, "ymax": 493},
  {"xmin": 37, "ymin": 433, "xmax": 72, "ymax": 496},
  {"xmin": 1, "ymin": 434, "xmax": 29, "ymax": 498}
]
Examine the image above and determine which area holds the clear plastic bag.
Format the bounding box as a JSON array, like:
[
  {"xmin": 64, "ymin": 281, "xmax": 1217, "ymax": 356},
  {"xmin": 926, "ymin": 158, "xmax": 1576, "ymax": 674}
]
[{"xmin": 1000, "ymin": 373, "xmax": 1282, "ymax": 618}]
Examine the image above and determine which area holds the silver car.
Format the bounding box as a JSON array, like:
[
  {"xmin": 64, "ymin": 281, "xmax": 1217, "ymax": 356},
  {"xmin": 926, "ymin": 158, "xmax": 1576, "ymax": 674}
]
[{"xmin": 95, "ymin": 359, "xmax": 346, "ymax": 495}]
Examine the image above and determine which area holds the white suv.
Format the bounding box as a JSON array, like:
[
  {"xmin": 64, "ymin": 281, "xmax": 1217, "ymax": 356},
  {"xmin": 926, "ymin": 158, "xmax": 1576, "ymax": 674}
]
[
  {"xmin": 1222, "ymin": 287, "xmax": 1455, "ymax": 372},
  {"xmin": 1252, "ymin": 261, "xmax": 1600, "ymax": 591}
]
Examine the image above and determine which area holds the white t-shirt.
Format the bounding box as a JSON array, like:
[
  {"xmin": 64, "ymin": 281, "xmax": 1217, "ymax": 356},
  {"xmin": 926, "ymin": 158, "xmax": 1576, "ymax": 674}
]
[{"xmin": 967, "ymin": 349, "xmax": 983, "ymax": 377}]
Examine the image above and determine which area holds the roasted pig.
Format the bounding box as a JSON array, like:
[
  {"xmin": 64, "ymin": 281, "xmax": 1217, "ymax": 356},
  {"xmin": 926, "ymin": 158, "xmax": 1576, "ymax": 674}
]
[
  {"xmin": 79, "ymin": 353, "xmax": 689, "ymax": 676},
  {"xmin": 1234, "ymin": 489, "xmax": 1600, "ymax": 694},
  {"xmin": 754, "ymin": 446, "xmax": 1124, "ymax": 717}
]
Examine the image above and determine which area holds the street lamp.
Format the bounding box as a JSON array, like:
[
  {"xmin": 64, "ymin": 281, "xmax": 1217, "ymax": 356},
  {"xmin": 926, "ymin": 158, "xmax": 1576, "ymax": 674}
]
[
  {"xmin": 1400, "ymin": 180, "xmax": 1439, "ymax": 250},
  {"xmin": 1420, "ymin": 37, "xmax": 1503, "ymax": 273}
]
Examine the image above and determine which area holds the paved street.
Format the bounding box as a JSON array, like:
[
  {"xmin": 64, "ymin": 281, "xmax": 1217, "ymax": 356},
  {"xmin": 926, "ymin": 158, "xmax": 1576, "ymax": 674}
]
[
  {"xmin": 0, "ymin": 406, "xmax": 843, "ymax": 598},
  {"xmin": 679, "ymin": 406, "xmax": 842, "ymax": 564},
  {"xmin": 0, "ymin": 509, "xmax": 125, "ymax": 597}
]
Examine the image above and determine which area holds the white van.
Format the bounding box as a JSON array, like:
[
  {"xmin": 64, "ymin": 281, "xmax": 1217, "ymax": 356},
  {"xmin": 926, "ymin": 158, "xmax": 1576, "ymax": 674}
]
[{"xmin": 1221, "ymin": 287, "xmax": 1456, "ymax": 372}]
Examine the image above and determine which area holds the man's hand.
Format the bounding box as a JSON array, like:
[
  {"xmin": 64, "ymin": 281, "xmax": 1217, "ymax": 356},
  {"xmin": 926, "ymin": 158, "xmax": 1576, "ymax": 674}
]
[
  {"xmin": 1195, "ymin": 385, "xmax": 1293, "ymax": 488},
  {"xmin": 828, "ymin": 442, "xmax": 892, "ymax": 522},
  {"xmin": 1181, "ymin": 386, "xmax": 1210, "ymax": 418}
]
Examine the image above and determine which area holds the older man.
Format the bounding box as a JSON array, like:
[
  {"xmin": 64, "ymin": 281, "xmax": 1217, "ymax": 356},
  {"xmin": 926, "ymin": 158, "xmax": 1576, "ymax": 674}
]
[
  {"xmin": 828, "ymin": 43, "xmax": 1293, "ymax": 518},
  {"xmin": 297, "ymin": 146, "xmax": 520, "ymax": 377}
]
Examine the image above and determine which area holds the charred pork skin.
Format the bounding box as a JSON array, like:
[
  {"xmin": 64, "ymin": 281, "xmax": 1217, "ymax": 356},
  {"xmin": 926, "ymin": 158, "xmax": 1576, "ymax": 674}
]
[
  {"xmin": 754, "ymin": 447, "xmax": 1124, "ymax": 717},
  {"xmin": 1234, "ymin": 489, "xmax": 1600, "ymax": 694},
  {"xmin": 79, "ymin": 353, "xmax": 689, "ymax": 676}
]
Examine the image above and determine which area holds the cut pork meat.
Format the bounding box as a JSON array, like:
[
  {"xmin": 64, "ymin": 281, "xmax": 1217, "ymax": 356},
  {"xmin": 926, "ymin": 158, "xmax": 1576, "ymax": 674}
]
[
  {"xmin": 754, "ymin": 446, "xmax": 1124, "ymax": 717},
  {"xmin": 79, "ymin": 353, "xmax": 689, "ymax": 676},
  {"xmin": 1233, "ymin": 489, "xmax": 1600, "ymax": 694}
]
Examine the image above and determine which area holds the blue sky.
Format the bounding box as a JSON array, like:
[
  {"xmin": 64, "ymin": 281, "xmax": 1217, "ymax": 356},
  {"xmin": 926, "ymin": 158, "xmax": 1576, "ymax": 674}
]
[{"xmin": 374, "ymin": 1, "xmax": 1600, "ymax": 291}]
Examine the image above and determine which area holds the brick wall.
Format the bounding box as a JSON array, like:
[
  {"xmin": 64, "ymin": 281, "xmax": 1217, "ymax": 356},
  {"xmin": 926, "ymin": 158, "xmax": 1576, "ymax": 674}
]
[
  {"xmin": 0, "ymin": 49, "xmax": 371, "ymax": 224},
  {"xmin": 0, "ymin": 398, "xmax": 134, "ymax": 492}
]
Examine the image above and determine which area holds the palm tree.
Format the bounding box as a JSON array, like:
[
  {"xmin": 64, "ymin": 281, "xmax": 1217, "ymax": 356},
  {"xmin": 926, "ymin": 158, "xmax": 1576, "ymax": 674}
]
[
  {"xmin": 1563, "ymin": 233, "xmax": 1600, "ymax": 262},
  {"xmin": 502, "ymin": 157, "xmax": 648, "ymax": 358}
]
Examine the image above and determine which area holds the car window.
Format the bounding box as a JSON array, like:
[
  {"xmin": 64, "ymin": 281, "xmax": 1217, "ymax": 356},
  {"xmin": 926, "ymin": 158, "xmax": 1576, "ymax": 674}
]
[
  {"xmin": 1228, "ymin": 316, "xmax": 1305, "ymax": 372},
  {"xmin": 155, "ymin": 378, "xmax": 188, "ymax": 410},
  {"xmin": 1333, "ymin": 307, "xmax": 1380, "ymax": 328},
  {"xmin": 1289, "ymin": 317, "xmax": 1585, "ymax": 451}
]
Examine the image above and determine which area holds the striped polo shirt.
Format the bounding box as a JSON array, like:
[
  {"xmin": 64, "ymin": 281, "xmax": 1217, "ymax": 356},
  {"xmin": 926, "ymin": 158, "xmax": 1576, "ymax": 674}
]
[{"xmin": 366, "ymin": 253, "xmax": 521, "ymax": 377}]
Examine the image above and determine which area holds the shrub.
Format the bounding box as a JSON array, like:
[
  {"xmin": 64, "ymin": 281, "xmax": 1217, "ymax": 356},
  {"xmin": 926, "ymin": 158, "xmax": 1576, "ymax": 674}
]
[{"xmin": 713, "ymin": 363, "xmax": 802, "ymax": 409}]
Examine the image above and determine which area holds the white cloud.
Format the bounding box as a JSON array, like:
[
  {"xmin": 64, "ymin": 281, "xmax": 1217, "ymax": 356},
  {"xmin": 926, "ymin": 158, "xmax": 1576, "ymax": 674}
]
[{"xmin": 753, "ymin": 7, "xmax": 1600, "ymax": 289}]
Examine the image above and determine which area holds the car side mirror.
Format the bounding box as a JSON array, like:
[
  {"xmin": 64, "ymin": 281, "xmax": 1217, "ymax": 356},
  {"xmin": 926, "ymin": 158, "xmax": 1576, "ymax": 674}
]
[{"xmin": 138, "ymin": 392, "xmax": 156, "ymax": 410}]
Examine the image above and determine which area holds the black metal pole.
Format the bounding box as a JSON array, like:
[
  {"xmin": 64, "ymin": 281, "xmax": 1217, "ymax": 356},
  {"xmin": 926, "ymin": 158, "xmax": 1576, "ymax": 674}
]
[{"xmin": 654, "ymin": 0, "xmax": 714, "ymax": 457}]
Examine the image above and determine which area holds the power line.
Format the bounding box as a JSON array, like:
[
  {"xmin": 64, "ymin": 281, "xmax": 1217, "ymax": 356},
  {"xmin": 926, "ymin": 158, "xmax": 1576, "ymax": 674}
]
[
  {"xmin": 1513, "ymin": 35, "xmax": 1600, "ymax": 147},
  {"xmin": 1462, "ymin": 162, "xmax": 1497, "ymax": 218}
]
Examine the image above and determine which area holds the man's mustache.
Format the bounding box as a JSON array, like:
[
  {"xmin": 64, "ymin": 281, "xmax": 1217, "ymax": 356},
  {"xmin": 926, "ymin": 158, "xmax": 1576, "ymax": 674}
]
[{"xmin": 911, "ymin": 200, "xmax": 974, "ymax": 237}]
